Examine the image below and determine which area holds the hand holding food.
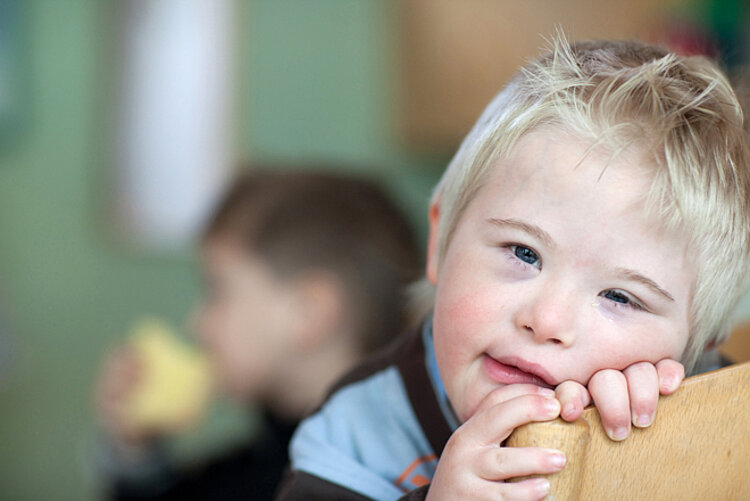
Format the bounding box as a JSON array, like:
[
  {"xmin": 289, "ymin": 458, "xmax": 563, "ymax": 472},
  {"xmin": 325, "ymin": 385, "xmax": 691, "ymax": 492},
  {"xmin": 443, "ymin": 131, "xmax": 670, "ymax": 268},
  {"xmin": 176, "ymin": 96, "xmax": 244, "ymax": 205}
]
[{"xmin": 95, "ymin": 318, "xmax": 212, "ymax": 446}]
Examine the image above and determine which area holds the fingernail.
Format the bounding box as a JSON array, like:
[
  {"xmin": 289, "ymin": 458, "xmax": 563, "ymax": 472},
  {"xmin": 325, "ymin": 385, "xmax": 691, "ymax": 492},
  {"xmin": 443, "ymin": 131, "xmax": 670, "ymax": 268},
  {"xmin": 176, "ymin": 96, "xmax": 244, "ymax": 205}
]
[
  {"xmin": 563, "ymin": 403, "xmax": 576, "ymax": 419},
  {"xmin": 633, "ymin": 413, "xmax": 653, "ymax": 428},
  {"xmin": 544, "ymin": 398, "xmax": 561, "ymax": 415},
  {"xmin": 539, "ymin": 387, "xmax": 556, "ymax": 397},
  {"xmin": 609, "ymin": 426, "xmax": 629, "ymax": 441},
  {"xmin": 549, "ymin": 452, "xmax": 566, "ymax": 469},
  {"xmin": 535, "ymin": 478, "xmax": 550, "ymax": 495},
  {"xmin": 661, "ymin": 377, "xmax": 676, "ymax": 392}
]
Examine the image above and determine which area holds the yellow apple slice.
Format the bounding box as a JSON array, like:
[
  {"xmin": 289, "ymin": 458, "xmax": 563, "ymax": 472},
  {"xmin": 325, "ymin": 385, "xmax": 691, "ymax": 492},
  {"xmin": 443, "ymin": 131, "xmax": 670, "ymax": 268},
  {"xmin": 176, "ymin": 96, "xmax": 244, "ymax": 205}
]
[{"xmin": 126, "ymin": 318, "xmax": 212, "ymax": 432}]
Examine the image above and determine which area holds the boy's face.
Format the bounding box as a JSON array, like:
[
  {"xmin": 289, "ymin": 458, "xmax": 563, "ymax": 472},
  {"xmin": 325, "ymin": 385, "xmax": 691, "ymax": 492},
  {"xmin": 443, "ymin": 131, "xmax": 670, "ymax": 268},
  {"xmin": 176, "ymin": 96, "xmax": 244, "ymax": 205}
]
[
  {"xmin": 194, "ymin": 239, "xmax": 301, "ymax": 400},
  {"xmin": 428, "ymin": 130, "xmax": 693, "ymax": 422}
]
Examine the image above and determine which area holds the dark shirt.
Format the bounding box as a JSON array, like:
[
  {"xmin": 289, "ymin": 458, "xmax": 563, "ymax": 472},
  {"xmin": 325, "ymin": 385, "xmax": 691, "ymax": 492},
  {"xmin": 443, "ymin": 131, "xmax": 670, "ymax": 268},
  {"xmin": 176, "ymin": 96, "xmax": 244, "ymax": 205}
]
[{"xmin": 110, "ymin": 411, "xmax": 297, "ymax": 501}]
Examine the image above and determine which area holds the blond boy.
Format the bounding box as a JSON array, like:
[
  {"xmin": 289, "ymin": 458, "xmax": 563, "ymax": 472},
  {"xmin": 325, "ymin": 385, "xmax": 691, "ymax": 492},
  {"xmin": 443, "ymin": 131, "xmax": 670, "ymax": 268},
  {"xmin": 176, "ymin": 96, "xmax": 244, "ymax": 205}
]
[{"xmin": 278, "ymin": 37, "xmax": 750, "ymax": 501}]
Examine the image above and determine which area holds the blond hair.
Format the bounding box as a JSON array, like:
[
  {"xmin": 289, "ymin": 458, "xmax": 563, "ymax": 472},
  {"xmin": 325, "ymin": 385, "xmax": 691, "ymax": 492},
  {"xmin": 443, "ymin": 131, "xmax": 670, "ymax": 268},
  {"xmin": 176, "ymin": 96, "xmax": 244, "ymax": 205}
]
[{"xmin": 422, "ymin": 34, "xmax": 750, "ymax": 373}]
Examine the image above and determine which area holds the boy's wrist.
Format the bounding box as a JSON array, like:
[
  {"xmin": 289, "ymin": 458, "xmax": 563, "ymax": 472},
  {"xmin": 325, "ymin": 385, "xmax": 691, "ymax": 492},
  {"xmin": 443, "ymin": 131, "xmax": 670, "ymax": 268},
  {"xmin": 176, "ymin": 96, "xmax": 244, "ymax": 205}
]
[{"xmin": 95, "ymin": 428, "xmax": 170, "ymax": 486}]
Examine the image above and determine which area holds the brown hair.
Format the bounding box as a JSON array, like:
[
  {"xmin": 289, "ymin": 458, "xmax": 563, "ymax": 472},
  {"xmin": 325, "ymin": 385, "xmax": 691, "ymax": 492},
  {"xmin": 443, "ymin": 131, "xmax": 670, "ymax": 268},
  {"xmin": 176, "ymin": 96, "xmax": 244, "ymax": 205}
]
[{"xmin": 204, "ymin": 167, "xmax": 422, "ymax": 353}]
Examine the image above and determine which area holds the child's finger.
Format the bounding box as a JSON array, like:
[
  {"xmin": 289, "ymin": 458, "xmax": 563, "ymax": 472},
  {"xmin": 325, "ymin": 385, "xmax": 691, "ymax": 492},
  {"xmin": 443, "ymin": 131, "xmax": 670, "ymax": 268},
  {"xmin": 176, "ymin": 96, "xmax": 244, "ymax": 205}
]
[
  {"xmin": 473, "ymin": 383, "xmax": 556, "ymax": 416},
  {"xmin": 101, "ymin": 350, "xmax": 142, "ymax": 398},
  {"xmin": 588, "ymin": 369, "xmax": 631, "ymax": 441},
  {"xmin": 655, "ymin": 358, "xmax": 684, "ymax": 395},
  {"xmin": 466, "ymin": 393, "xmax": 561, "ymax": 446},
  {"xmin": 622, "ymin": 362, "xmax": 659, "ymax": 428},
  {"xmin": 495, "ymin": 477, "xmax": 552, "ymax": 501},
  {"xmin": 445, "ymin": 477, "xmax": 551, "ymax": 501},
  {"xmin": 475, "ymin": 446, "xmax": 565, "ymax": 481},
  {"xmin": 555, "ymin": 380, "xmax": 591, "ymax": 421}
]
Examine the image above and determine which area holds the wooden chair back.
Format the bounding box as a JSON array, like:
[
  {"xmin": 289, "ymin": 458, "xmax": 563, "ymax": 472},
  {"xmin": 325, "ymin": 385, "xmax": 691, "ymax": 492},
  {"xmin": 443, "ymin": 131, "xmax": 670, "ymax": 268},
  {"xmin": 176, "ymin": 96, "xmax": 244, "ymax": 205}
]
[{"xmin": 507, "ymin": 361, "xmax": 750, "ymax": 500}]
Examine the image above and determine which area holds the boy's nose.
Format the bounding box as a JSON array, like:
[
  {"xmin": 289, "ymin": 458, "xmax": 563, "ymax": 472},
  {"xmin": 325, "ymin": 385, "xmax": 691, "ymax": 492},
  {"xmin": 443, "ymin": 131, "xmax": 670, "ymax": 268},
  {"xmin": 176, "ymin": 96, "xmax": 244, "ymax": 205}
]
[{"xmin": 514, "ymin": 291, "xmax": 578, "ymax": 347}]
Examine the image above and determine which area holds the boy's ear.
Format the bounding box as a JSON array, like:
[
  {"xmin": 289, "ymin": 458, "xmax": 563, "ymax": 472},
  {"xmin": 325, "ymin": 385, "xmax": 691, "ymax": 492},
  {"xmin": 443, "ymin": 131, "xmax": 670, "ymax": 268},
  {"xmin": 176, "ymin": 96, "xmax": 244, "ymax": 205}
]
[
  {"xmin": 426, "ymin": 200, "xmax": 441, "ymax": 285},
  {"xmin": 291, "ymin": 271, "xmax": 346, "ymax": 351}
]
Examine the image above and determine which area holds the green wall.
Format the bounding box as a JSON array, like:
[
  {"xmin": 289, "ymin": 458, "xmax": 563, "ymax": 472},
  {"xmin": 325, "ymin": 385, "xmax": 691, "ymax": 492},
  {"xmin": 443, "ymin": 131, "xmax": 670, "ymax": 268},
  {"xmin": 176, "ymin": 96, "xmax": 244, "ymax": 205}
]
[
  {"xmin": 245, "ymin": 0, "xmax": 442, "ymax": 229},
  {"xmin": 0, "ymin": 2, "xmax": 200, "ymax": 500},
  {"xmin": 0, "ymin": 1, "xmax": 442, "ymax": 500}
]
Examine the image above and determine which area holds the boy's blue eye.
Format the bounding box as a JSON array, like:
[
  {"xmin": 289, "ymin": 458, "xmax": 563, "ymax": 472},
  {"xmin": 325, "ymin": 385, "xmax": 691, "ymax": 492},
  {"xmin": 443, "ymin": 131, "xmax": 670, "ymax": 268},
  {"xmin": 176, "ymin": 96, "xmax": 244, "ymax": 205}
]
[
  {"xmin": 601, "ymin": 289, "xmax": 637, "ymax": 307},
  {"xmin": 602, "ymin": 290, "xmax": 628, "ymax": 303},
  {"xmin": 513, "ymin": 245, "xmax": 540, "ymax": 267}
]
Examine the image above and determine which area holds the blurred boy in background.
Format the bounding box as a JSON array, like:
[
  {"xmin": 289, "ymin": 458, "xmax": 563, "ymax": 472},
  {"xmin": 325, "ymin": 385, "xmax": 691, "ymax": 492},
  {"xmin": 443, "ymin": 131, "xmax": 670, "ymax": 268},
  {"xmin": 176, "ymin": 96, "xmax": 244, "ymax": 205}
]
[{"xmin": 94, "ymin": 168, "xmax": 421, "ymax": 500}]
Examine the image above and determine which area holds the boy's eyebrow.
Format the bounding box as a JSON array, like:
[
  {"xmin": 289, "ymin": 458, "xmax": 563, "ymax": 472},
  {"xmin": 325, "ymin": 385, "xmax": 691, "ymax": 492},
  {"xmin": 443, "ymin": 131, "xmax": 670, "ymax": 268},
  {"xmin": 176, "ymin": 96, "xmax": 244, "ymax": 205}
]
[
  {"xmin": 486, "ymin": 218, "xmax": 556, "ymax": 249},
  {"xmin": 614, "ymin": 268, "xmax": 675, "ymax": 302}
]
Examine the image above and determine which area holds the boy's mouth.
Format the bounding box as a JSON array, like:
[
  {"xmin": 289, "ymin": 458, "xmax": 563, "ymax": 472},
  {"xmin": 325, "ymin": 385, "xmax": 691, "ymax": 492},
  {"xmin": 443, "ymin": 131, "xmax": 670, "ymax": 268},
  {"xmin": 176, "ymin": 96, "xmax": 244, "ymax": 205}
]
[{"xmin": 482, "ymin": 354, "xmax": 555, "ymax": 389}]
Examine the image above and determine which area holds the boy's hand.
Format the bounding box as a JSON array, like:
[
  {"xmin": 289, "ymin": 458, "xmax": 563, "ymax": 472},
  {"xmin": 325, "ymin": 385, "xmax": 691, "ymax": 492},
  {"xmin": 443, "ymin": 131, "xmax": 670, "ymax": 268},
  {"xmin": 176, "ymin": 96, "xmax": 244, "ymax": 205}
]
[
  {"xmin": 554, "ymin": 359, "xmax": 684, "ymax": 441},
  {"xmin": 95, "ymin": 347, "xmax": 156, "ymax": 449},
  {"xmin": 426, "ymin": 385, "xmax": 565, "ymax": 501}
]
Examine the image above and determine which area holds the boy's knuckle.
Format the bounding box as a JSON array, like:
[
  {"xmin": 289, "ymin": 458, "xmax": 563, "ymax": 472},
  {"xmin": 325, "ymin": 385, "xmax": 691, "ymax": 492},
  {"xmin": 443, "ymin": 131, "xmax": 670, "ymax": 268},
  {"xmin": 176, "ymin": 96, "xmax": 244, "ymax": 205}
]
[
  {"xmin": 447, "ymin": 429, "xmax": 471, "ymax": 453},
  {"xmin": 482, "ymin": 391, "xmax": 502, "ymax": 409},
  {"xmin": 486, "ymin": 386, "xmax": 513, "ymax": 407},
  {"xmin": 492, "ymin": 449, "xmax": 511, "ymax": 478}
]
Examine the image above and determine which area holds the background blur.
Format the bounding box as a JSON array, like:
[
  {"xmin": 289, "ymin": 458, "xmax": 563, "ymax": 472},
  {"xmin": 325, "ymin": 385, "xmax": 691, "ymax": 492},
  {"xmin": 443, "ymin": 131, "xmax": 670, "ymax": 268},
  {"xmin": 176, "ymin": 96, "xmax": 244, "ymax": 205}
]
[{"xmin": 0, "ymin": 1, "xmax": 748, "ymax": 500}]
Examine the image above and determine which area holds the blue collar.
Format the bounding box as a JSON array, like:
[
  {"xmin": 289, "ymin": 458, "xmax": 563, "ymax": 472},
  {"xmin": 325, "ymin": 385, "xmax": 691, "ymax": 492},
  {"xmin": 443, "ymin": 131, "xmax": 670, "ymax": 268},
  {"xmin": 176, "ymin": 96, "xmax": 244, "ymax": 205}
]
[{"xmin": 421, "ymin": 315, "xmax": 460, "ymax": 431}]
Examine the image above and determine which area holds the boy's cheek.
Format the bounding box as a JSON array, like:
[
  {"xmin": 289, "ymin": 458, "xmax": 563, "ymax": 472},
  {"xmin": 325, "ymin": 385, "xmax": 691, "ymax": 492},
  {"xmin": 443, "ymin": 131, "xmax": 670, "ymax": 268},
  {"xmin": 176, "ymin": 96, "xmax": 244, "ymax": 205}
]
[{"xmin": 435, "ymin": 279, "xmax": 502, "ymax": 329}]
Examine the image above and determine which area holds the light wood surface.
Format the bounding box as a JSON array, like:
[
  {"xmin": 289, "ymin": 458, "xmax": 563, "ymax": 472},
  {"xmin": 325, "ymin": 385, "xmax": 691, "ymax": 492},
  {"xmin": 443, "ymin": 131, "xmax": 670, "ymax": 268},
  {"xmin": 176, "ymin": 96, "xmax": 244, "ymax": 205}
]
[{"xmin": 506, "ymin": 361, "xmax": 750, "ymax": 500}]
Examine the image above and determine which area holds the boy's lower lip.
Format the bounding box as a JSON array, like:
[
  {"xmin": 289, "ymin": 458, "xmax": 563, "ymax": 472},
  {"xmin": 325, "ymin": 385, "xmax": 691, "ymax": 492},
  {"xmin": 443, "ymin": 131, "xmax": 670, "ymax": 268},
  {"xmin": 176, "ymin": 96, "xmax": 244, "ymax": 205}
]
[{"xmin": 482, "ymin": 354, "xmax": 554, "ymax": 389}]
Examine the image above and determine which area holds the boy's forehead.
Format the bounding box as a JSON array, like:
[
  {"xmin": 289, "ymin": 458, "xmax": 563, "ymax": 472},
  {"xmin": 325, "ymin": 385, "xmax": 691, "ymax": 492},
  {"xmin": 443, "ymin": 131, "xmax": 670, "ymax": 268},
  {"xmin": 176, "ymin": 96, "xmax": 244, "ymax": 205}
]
[
  {"xmin": 511, "ymin": 129, "xmax": 651, "ymax": 176},
  {"xmin": 467, "ymin": 130, "xmax": 693, "ymax": 266},
  {"xmin": 481, "ymin": 130, "xmax": 653, "ymax": 210}
]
